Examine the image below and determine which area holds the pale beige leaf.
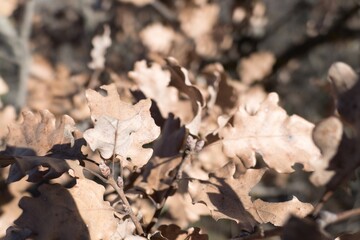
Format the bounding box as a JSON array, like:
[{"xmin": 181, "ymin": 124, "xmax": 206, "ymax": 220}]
[
  {"xmin": 220, "ymin": 93, "xmax": 321, "ymax": 173},
  {"xmin": 0, "ymin": 0, "xmax": 18, "ymax": 17},
  {"xmin": 251, "ymin": 197, "xmax": 313, "ymax": 226},
  {"xmin": 110, "ymin": 219, "xmax": 147, "ymax": 240},
  {"xmin": 238, "ymin": 51, "xmax": 275, "ymax": 85},
  {"xmin": 0, "ymin": 105, "xmax": 16, "ymax": 140},
  {"xmin": 310, "ymin": 117, "xmax": 342, "ymax": 186},
  {"xmin": 85, "ymin": 84, "xmax": 160, "ymax": 168},
  {"xmin": 88, "ymin": 25, "xmax": 111, "ymax": 70},
  {"xmin": 117, "ymin": 0, "xmax": 153, "ymax": 6},
  {"xmin": 128, "ymin": 60, "xmax": 179, "ymax": 117},
  {"xmin": 140, "ymin": 23, "xmax": 175, "ymax": 54}
]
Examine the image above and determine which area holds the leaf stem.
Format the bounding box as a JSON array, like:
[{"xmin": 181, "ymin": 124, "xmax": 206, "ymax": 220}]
[
  {"xmin": 320, "ymin": 207, "xmax": 360, "ymax": 227},
  {"xmin": 145, "ymin": 149, "xmax": 192, "ymax": 232},
  {"xmin": 84, "ymin": 167, "xmax": 144, "ymax": 235},
  {"xmin": 107, "ymin": 177, "xmax": 144, "ymax": 235}
]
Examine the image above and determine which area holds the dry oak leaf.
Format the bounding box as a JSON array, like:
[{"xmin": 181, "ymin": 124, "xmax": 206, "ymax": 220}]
[
  {"xmin": 238, "ymin": 51, "xmax": 275, "ymax": 85},
  {"xmin": 310, "ymin": 116, "xmax": 343, "ymax": 186},
  {"xmin": 189, "ymin": 162, "xmax": 313, "ymax": 228},
  {"xmin": 0, "ymin": 155, "xmax": 71, "ymax": 183},
  {"xmin": 10, "ymin": 179, "xmax": 118, "ymax": 240},
  {"xmin": 188, "ymin": 162, "xmax": 260, "ymax": 230},
  {"xmin": 166, "ymin": 58, "xmax": 204, "ymax": 135},
  {"xmin": 220, "ymin": 93, "xmax": 321, "ymax": 173},
  {"xmin": 128, "ymin": 60, "xmax": 179, "ymax": 117},
  {"xmin": 110, "ymin": 219, "xmax": 147, "ymax": 240},
  {"xmin": 84, "ymin": 84, "xmax": 160, "ymax": 168},
  {"xmin": 140, "ymin": 23, "xmax": 175, "ymax": 54},
  {"xmin": 4, "ymin": 110, "xmax": 79, "ymax": 156},
  {"xmin": 151, "ymin": 225, "xmax": 208, "ymax": 240}
]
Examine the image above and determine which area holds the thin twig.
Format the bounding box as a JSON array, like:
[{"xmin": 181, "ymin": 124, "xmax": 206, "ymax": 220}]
[
  {"xmin": 321, "ymin": 207, "xmax": 360, "ymax": 227},
  {"xmin": 107, "ymin": 177, "xmax": 144, "ymax": 235},
  {"xmin": 17, "ymin": 0, "xmax": 36, "ymax": 108},
  {"xmin": 84, "ymin": 167, "xmax": 145, "ymax": 235},
  {"xmin": 145, "ymin": 149, "xmax": 192, "ymax": 232}
]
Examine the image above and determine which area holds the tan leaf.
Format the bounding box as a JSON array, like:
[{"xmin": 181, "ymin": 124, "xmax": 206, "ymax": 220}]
[
  {"xmin": 310, "ymin": 117, "xmax": 342, "ymax": 186},
  {"xmin": 140, "ymin": 23, "xmax": 175, "ymax": 54},
  {"xmin": 164, "ymin": 192, "xmax": 209, "ymax": 228},
  {"xmin": 166, "ymin": 58, "xmax": 204, "ymax": 135},
  {"xmin": 10, "ymin": 179, "xmax": 118, "ymax": 240},
  {"xmin": 0, "ymin": 105, "xmax": 16, "ymax": 141},
  {"xmin": 5, "ymin": 110, "xmax": 82, "ymax": 157},
  {"xmin": 0, "ymin": 76, "xmax": 9, "ymax": 95},
  {"xmin": 117, "ymin": 0, "xmax": 153, "ymax": 7},
  {"xmin": 189, "ymin": 163, "xmax": 312, "ymax": 227},
  {"xmin": 84, "ymin": 84, "xmax": 160, "ymax": 168},
  {"xmin": 0, "ymin": 0, "xmax": 18, "ymax": 17},
  {"xmin": 251, "ymin": 197, "xmax": 313, "ymax": 226},
  {"xmin": 110, "ymin": 219, "xmax": 147, "ymax": 240},
  {"xmin": 188, "ymin": 162, "xmax": 260, "ymax": 229},
  {"xmin": 179, "ymin": 4, "xmax": 219, "ymax": 40},
  {"xmin": 238, "ymin": 51, "xmax": 275, "ymax": 85},
  {"xmin": 220, "ymin": 93, "xmax": 321, "ymax": 173},
  {"xmin": 128, "ymin": 60, "xmax": 179, "ymax": 117}
]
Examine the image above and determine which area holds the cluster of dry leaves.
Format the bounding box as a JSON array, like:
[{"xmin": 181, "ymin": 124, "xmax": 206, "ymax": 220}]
[{"xmin": 1, "ymin": 0, "xmax": 360, "ymax": 240}]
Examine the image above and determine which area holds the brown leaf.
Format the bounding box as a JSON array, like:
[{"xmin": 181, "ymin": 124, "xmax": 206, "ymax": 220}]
[
  {"xmin": 252, "ymin": 197, "xmax": 313, "ymax": 226},
  {"xmin": 152, "ymin": 114, "xmax": 186, "ymax": 158},
  {"xmin": 111, "ymin": 218, "xmax": 147, "ymax": 240},
  {"xmin": 164, "ymin": 192, "xmax": 209, "ymax": 228},
  {"xmin": 140, "ymin": 23, "xmax": 175, "ymax": 54},
  {"xmin": 238, "ymin": 51, "xmax": 275, "ymax": 85},
  {"xmin": 5, "ymin": 110, "xmax": 80, "ymax": 157},
  {"xmin": 189, "ymin": 162, "xmax": 312, "ymax": 228},
  {"xmin": 84, "ymin": 84, "xmax": 160, "ymax": 168},
  {"xmin": 188, "ymin": 162, "xmax": 260, "ymax": 230},
  {"xmin": 136, "ymin": 155, "xmax": 182, "ymax": 196},
  {"xmin": 0, "ymin": 105, "xmax": 16, "ymax": 141},
  {"xmin": 128, "ymin": 60, "xmax": 179, "ymax": 117},
  {"xmin": 0, "ymin": 155, "xmax": 70, "ymax": 183},
  {"xmin": 166, "ymin": 58, "xmax": 204, "ymax": 135},
  {"xmin": 220, "ymin": 93, "xmax": 321, "ymax": 173},
  {"xmin": 10, "ymin": 179, "xmax": 118, "ymax": 240},
  {"xmin": 311, "ymin": 117, "xmax": 342, "ymax": 186}
]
